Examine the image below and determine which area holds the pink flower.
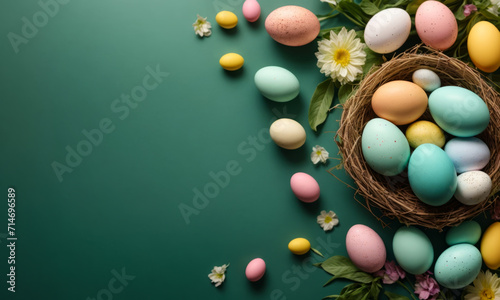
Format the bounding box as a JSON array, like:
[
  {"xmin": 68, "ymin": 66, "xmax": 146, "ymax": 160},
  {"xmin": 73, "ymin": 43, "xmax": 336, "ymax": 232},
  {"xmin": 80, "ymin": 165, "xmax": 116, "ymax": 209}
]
[
  {"xmin": 464, "ymin": 4, "xmax": 477, "ymax": 17},
  {"xmin": 373, "ymin": 261, "xmax": 406, "ymax": 284},
  {"xmin": 491, "ymin": 200, "xmax": 500, "ymax": 220},
  {"xmin": 414, "ymin": 271, "xmax": 440, "ymax": 300}
]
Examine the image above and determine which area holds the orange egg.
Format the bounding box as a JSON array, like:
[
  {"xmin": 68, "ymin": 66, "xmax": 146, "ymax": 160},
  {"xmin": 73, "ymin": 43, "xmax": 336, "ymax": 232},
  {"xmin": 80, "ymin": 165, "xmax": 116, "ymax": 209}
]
[{"xmin": 371, "ymin": 80, "xmax": 428, "ymax": 125}]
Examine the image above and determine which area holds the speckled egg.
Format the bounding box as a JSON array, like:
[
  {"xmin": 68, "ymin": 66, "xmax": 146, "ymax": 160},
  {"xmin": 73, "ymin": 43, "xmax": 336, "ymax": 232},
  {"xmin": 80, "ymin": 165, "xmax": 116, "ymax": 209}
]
[
  {"xmin": 346, "ymin": 224, "xmax": 386, "ymax": 273},
  {"xmin": 434, "ymin": 244, "xmax": 482, "ymax": 289},
  {"xmin": 446, "ymin": 220, "xmax": 482, "ymax": 246},
  {"xmin": 265, "ymin": 5, "xmax": 320, "ymax": 46},
  {"xmin": 454, "ymin": 171, "xmax": 492, "ymax": 205},
  {"xmin": 415, "ymin": 1, "xmax": 458, "ymax": 50},
  {"xmin": 405, "ymin": 120, "xmax": 445, "ymax": 148},
  {"xmin": 393, "ymin": 226, "xmax": 434, "ymax": 275},
  {"xmin": 364, "ymin": 8, "xmax": 411, "ymax": 54}
]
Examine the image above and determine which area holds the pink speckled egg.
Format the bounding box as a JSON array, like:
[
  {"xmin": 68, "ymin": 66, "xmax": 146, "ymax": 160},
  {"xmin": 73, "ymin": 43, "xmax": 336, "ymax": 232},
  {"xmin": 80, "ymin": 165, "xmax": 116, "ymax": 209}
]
[
  {"xmin": 290, "ymin": 172, "xmax": 320, "ymax": 203},
  {"xmin": 265, "ymin": 5, "xmax": 320, "ymax": 46},
  {"xmin": 245, "ymin": 258, "xmax": 266, "ymax": 282},
  {"xmin": 346, "ymin": 224, "xmax": 386, "ymax": 273},
  {"xmin": 415, "ymin": 1, "xmax": 457, "ymax": 50}
]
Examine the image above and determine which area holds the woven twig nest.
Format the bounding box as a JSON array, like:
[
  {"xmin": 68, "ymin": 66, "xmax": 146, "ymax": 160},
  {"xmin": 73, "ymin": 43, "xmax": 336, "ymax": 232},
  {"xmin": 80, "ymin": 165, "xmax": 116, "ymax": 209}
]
[{"xmin": 336, "ymin": 45, "xmax": 500, "ymax": 230}]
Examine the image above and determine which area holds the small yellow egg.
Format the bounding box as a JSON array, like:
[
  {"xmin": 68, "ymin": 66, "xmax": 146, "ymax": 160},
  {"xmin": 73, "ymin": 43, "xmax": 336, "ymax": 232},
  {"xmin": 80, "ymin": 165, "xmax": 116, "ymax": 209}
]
[
  {"xmin": 219, "ymin": 53, "xmax": 244, "ymax": 71},
  {"xmin": 405, "ymin": 120, "xmax": 445, "ymax": 148},
  {"xmin": 468, "ymin": 21, "xmax": 500, "ymax": 73},
  {"xmin": 288, "ymin": 238, "xmax": 311, "ymax": 255},
  {"xmin": 215, "ymin": 11, "xmax": 238, "ymax": 29},
  {"xmin": 481, "ymin": 222, "xmax": 500, "ymax": 269}
]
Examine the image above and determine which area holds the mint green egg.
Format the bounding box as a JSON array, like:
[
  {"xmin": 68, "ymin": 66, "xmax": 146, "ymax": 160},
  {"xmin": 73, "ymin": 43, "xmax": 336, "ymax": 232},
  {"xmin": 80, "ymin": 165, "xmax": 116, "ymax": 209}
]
[
  {"xmin": 434, "ymin": 244, "xmax": 482, "ymax": 289},
  {"xmin": 429, "ymin": 86, "xmax": 490, "ymax": 137},
  {"xmin": 393, "ymin": 226, "xmax": 434, "ymax": 275},
  {"xmin": 408, "ymin": 143, "xmax": 457, "ymax": 206},
  {"xmin": 254, "ymin": 66, "xmax": 300, "ymax": 102},
  {"xmin": 445, "ymin": 220, "xmax": 481, "ymax": 246},
  {"xmin": 361, "ymin": 118, "xmax": 410, "ymax": 176}
]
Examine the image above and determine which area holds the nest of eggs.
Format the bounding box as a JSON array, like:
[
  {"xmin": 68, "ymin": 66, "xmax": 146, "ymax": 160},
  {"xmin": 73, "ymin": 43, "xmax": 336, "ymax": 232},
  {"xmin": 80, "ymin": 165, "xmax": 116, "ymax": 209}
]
[{"xmin": 336, "ymin": 45, "xmax": 500, "ymax": 231}]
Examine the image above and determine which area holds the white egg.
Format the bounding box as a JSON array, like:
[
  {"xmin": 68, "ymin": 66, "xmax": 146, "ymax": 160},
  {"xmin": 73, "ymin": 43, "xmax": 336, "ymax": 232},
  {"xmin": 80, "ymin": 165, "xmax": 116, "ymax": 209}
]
[
  {"xmin": 412, "ymin": 69, "xmax": 441, "ymax": 92},
  {"xmin": 455, "ymin": 171, "xmax": 492, "ymax": 205},
  {"xmin": 364, "ymin": 8, "xmax": 411, "ymax": 54}
]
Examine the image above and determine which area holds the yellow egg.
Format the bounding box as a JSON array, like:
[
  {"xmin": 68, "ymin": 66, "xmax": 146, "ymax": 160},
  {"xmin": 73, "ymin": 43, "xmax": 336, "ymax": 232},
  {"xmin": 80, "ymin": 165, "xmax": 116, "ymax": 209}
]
[
  {"xmin": 215, "ymin": 11, "xmax": 238, "ymax": 29},
  {"xmin": 468, "ymin": 21, "xmax": 500, "ymax": 73},
  {"xmin": 288, "ymin": 238, "xmax": 310, "ymax": 255},
  {"xmin": 481, "ymin": 222, "xmax": 500, "ymax": 269},
  {"xmin": 405, "ymin": 120, "xmax": 445, "ymax": 148},
  {"xmin": 219, "ymin": 53, "xmax": 244, "ymax": 71}
]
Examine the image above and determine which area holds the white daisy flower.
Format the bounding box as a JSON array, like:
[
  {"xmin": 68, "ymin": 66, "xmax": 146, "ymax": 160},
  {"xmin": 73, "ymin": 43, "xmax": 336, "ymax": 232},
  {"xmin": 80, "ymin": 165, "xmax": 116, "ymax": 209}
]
[
  {"xmin": 321, "ymin": 0, "xmax": 338, "ymax": 6},
  {"xmin": 311, "ymin": 145, "xmax": 329, "ymax": 164},
  {"xmin": 464, "ymin": 270, "xmax": 500, "ymax": 300},
  {"xmin": 208, "ymin": 263, "xmax": 229, "ymax": 287},
  {"xmin": 315, "ymin": 28, "xmax": 366, "ymax": 85},
  {"xmin": 193, "ymin": 15, "xmax": 212, "ymax": 37},
  {"xmin": 317, "ymin": 210, "xmax": 339, "ymax": 231},
  {"xmin": 488, "ymin": 0, "xmax": 500, "ymax": 16}
]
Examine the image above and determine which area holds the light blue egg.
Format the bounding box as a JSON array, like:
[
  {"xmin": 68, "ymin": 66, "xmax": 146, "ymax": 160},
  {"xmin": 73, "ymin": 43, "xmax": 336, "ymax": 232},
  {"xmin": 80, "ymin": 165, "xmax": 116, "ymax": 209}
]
[
  {"xmin": 445, "ymin": 220, "xmax": 482, "ymax": 246},
  {"xmin": 429, "ymin": 86, "xmax": 490, "ymax": 137},
  {"xmin": 444, "ymin": 137, "xmax": 490, "ymax": 173},
  {"xmin": 408, "ymin": 144, "xmax": 457, "ymax": 206},
  {"xmin": 361, "ymin": 118, "xmax": 410, "ymax": 176},
  {"xmin": 434, "ymin": 244, "xmax": 482, "ymax": 289},
  {"xmin": 254, "ymin": 66, "xmax": 300, "ymax": 102},
  {"xmin": 393, "ymin": 226, "xmax": 434, "ymax": 275}
]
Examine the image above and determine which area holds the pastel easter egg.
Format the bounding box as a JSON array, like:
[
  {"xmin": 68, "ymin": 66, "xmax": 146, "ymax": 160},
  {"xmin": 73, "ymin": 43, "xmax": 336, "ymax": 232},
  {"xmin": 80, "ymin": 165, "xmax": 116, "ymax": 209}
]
[
  {"xmin": 288, "ymin": 238, "xmax": 311, "ymax": 255},
  {"xmin": 361, "ymin": 118, "xmax": 410, "ymax": 176},
  {"xmin": 429, "ymin": 86, "xmax": 490, "ymax": 137},
  {"xmin": 290, "ymin": 172, "xmax": 320, "ymax": 203},
  {"xmin": 444, "ymin": 137, "xmax": 490, "ymax": 173},
  {"xmin": 415, "ymin": 1, "xmax": 457, "ymax": 50},
  {"xmin": 393, "ymin": 226, "xmax": 434, "ymax": 275},
  {"xmin": 346, "ymin": 224, "xmax": 386, "ymax": 273},
  {"xmin": 434, "ymin": 244, "xmax": 482, "ymax": 289},
  {"xmin": 364, "ymin": 8, "xmax": 411, "ymax": 54},
  {"xmin": 454, "ymin": 171, "xmax": 492, "ymax": 205},
  {"xmin": 446, "ymin": 220, "xmax": 482, "ymax": 246},
  {"xmin": 412, "ymin": 69, "xmax": 441, "ymax": 92},
  {"xmin": 242, "ymin": 0, "xmax": 261, "ymax": 22},
  {"xmin": 468, "ymin": 21, "xmax": 500, "ymax": 73},
  {"xmin": 215, "ymin": 11, "xmax": 238, "ymax": 29},
  {"xmin": 265, "ymin": 6, "xmax": 320, "ymax": 46},
  {"xmin": 408, "ymin": 144, "xmax": 457, "ymax": 206},
  {"xmin": 245, "ymin": 258, "xmax": 266, "ymax": 282},
  {"xmin": 254, "ymin": 66, "xmax": 300, "ymax": 102},
  {"xmin": 405, "ymin": 120, "xmax": 445, "ymax": 148},
  {"xmin": 219, "ymin": 53, "xmax": 244, "ymax": 71},
  {"xmin": 269, "ymin": 118, "xmax": 306, "ymax": 150},
  {"xmin": 371, "ymin": 80, "xmax": 428, "ymax": 125},
  {"xmin": 481, "ymin": 222, "xmax": 500, "ymax": 270}
]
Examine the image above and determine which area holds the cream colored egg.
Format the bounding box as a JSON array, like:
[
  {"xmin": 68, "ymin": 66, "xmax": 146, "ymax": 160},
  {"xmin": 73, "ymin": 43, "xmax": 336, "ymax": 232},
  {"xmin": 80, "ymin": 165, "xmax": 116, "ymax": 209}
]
[
  {"xmin": 269, "ymin": 118, "xmax": 306, "ymax": 150},
  {"xmin": 454, "ymin": 171, "xmax": 492, "ymax": 205},
  {"xmin": 364, "ymin": 8, "xmax": 411, "ymax": 54}
]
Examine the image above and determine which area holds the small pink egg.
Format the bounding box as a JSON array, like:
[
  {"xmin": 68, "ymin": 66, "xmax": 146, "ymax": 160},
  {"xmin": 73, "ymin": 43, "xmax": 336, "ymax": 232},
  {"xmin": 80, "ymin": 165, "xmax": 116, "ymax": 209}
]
[
  {"xmin": 346, "ymin": 224, "xmax": 386, "ymax": 273},
  {"xmin": 415, "ymin": 1, "xmax": 457, "ymax": 50},
  {"xmin": 242, "ymin": 0, "xmax": 261, "ymax": 22},
  {"xmin": 265, "ymin": 5, "xmax": 320, "ymax": 46},
  {"xmin": 245, "ymin": 258, "xmax": 266, "ymax": 282},
  {"xmin": 290, "ymin": 172, "xmax": 320, "ymax": 203}
]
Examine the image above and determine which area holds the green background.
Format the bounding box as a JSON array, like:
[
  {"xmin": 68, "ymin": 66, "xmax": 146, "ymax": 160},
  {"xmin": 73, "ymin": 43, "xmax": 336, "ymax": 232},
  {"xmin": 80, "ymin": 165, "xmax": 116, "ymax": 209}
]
[{"xmin": 0, "ymin": 0, "xmax": 495, "ymax": 299}]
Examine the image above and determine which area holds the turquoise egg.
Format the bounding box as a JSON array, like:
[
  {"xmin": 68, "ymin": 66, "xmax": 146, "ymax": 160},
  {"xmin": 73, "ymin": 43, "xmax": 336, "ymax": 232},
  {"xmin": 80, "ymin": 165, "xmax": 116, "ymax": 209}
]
[
  {"xmin": 434, "ymin": 244, "xmax": 482, "ymax": 289},
  {"xmin": 429, "ymin": 86, "xmax": 490, "ymax": 137},
  {"xmin": 408, "ymin": 144, "xmax": 457, "ymax": 206},
  {"xmin": 446, "ymin": 220, "xmax": 481, "ymax": 246},
  {"xmin": 254, "ymin": 66, "xmax": 300, "ymax": 102},
  {"xmin": 392, "ymin": 226, "xmax": 434, "ymax": 275},
  {"xmin": 361, "ymin": 118, "xmax": 410, "ymax": 176}
]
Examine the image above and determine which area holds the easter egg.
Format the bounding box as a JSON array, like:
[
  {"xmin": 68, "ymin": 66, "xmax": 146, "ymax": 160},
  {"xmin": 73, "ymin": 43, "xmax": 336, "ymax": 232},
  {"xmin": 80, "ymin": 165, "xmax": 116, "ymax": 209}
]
[
  {"xmin": 412, "ymin": 69, "xmax": 441, "ymax": 92},
  {"xmin": 468, "ymin": 21, "xmax": 500, "ymax": 73},
  {"xmin": 371, "ymin": 80, "xmax": 428, "ymax": 125},
  {"xmin": 405, "ymin": 120, "xmax": 445, "ymax": 148},
  {"xmin": 219, "ymin": 53, "xmax": 244, "ymax": 71},
  {"xmin": 361, "ymin": 118, "xmax": 410, "ymax": 176},
  {"xmin": 288, "ymin": 238, "xmax": 311, "ymax": 255},
  {"xmin": 254, "ymin": 66, "xmax": 300, "ymax": 102},
  {"xmin": 444, "ymin": 137, "xmax": 490, "ymax": 173},
  {"xmin": 429, "ymin": 86, "xmax": 490, "ymax": 137},
  {"xmin": 215, "ymin": 11, "xmax": 238, "ymax": 29},
  {"xmin": 434, "ymin": 244, "xmax": 482, "ymax": 289},
  {"xmin": 446, "ymin": 220, "xmax": 482, "ymax": 246},
  {"xmin": 346, "ymin": 224, "xmax": 386, "ymax": 273},
  {"xmin": 481, "ymin": 222, "xmax": 500, "ymax": 270},
  {"xmin": 242, "ymin": 0, "xmax": 261, "ymax": 22},
  {"xmin": 265, "ymin": 6, "xmax": 320, "ymax": 46},
  {"xmin": 454, "ymin": 171, "xmax": 492, "ymax": 205},
  {"xmin": 415, "ymin": 1, "xmax": 457, "ymax": 50},
  {"xmin": 269, "ymin": 118, "xmax": 306, "ymax": 150},
  {"xmin": 408, "ymin": 144, "xmax": 457, "ymax": 206},
  {"xmin": 245, "ymin": 258, "xmax": 266, "ymax": 282},
  {"xmin": 393, "ymin": 226, "xmax": 434, "ymax": 275},
  {"xmin": 364, "ymin": 8, "xmax": 411, "ymax": 54},
  {"xmin": 290, "ymin": 172, "xmax": 320, "ymax": 203}
]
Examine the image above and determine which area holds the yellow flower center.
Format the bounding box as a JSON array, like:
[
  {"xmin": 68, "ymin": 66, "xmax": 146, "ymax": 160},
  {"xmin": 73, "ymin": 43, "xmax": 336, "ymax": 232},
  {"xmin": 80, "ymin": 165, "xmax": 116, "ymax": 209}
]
[
  {"xmin": 324, "ymin": 216, "xmax": 333, "ymax": 223},
  {"xmin": 334, "ymin": 48, "xmax": 350, "ymax": 67},
  {"xmin": 480, "ymin": 288, "xmax": 494, "ymax": 300},
  {"xmin": 216, "ymin": 273, "xmax": 224, "ymax": 279},
  {"xmin": 316, "ymin": 151, "xmax": 322, "ymax": 156}
]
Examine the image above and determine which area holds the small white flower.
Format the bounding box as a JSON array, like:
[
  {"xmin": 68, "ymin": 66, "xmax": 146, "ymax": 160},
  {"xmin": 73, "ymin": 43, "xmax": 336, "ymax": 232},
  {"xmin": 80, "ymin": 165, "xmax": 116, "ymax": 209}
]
[
  {"xmin": 208, "ymin": 264, "xmax": 229, "ymax": 287},
  {"xmin": 488, "ymin": 0, "xmax": 500, "ymax": 16},
  {"xmin": 321, "ymin": 0, "xmax": 338, "ymax": 6},
  {"xmin": 317, "ymin": 210, "xmax": 339, "ymax": 231},
  {"xmin": 315, "ymin": 27, "xmax": 366, "ymax": 85},
  {"xmin": 311, "ymin": 145, "xmax": 329, "ymax": 164},
  {"xmin": 193, "ymin": 15, "xmax": 212, "ymax": 37}
]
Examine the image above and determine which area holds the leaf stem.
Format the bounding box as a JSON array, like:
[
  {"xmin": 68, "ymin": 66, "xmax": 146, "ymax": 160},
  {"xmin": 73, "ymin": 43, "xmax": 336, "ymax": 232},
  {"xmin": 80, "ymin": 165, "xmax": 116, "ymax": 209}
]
[
  {"xmin": 397, "ymin": 280, "xmax": 417, "ymax": 300},
  {"xmin": 318, "ymin": 12, "xmax": 341, "ymax": 21}
]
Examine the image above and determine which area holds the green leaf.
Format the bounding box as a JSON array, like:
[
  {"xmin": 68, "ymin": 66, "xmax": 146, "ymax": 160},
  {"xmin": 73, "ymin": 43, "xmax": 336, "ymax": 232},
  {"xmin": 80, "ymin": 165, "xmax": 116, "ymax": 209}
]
[
  {"xmin": 320, "ymin": 256, "xmax": 374, "ymax": 284},
  {"xmin": 311, "ymin": 247, "xmax": 325, "ymax": 257},
  {"xmin": 384, "ymin": 291, "xmax": 410, "ymax": 300},
  {"xmin": 338, "ymin": 83, "xmax": 356, "ymax": 104},
  {"xmin": 382, "ymin": 0, "xmax": 411, "ymax": 9},
  {"xmin": 360, "ymin": 0, "xmax": 380, "ymax": 15},
  {"xmin": 406, "ymin": 0, "xmax": 426, "ymax": 14},
  {"xmin": 472, "ymin": 0, "xmax": 491, "ymax": 10},
  {"xmin": 454, "ymin": 0, "xmax": 467, "ymax": 20},
  {"xmin": 308, "ymin": 79, "xmax": 335, "ymax": 131},
  {"xmin": 363, "ymin": 47, "xmax": 384, "ymax": 74},
  {"xmin": 369, "ymin": 281, "xmax": 381, "ymax": 300}
]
